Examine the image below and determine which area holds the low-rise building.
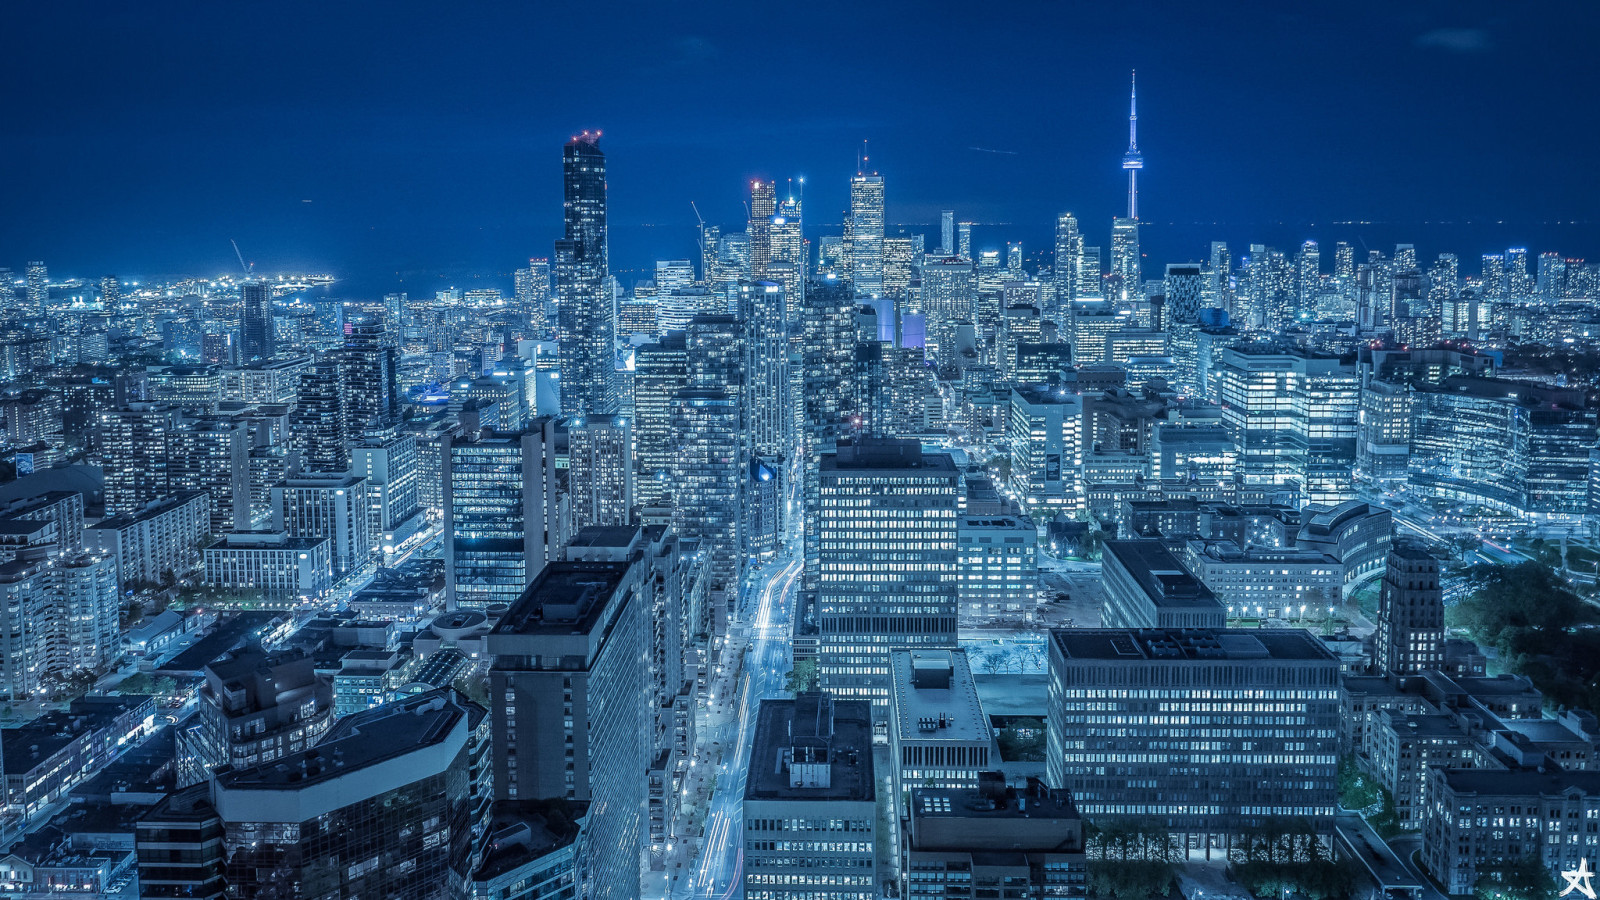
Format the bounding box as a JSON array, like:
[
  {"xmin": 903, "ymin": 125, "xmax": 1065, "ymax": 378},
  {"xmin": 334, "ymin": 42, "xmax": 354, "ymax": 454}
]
[
  {"xmin": 1100, "ymin": 540, "xmax": 1226, "ymax": 630},
  {"xmin": 201, "ymin": 530, "xmax": 332, "ymax": 601},
  {"xmin": 904, "ymin": 774, "xmax": 1087, "ymax": 900}
]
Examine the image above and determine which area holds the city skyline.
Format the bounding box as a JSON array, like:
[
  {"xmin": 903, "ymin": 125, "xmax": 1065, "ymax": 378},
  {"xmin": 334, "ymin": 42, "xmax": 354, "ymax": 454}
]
[{"xmin": 3, "ymin": 2, "xmax": 1598, "ymax": 286}]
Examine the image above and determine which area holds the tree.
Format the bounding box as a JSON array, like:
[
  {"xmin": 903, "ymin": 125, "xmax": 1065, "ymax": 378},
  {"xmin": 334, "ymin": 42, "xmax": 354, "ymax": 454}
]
[
  {"xmin": 1474, "ymin": 856, "xmax": 1558, "ymax": 900},
  {"xmin": 782, "ymin": 659, "xmax": 818, "ymax": 695}
]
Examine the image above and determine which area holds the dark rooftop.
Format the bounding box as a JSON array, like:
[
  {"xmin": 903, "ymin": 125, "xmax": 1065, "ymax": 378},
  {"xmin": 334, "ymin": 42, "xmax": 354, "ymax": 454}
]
[
  {"xmin": 1051, "ymin": 628, "xmax": 1340, "ymax": 663},
  {"xmin": 746, "ymin": 694, "xmax": 875, "ymax": 802},
  {"xmin": 491, "ymin": 561, "xmax": 632, "ymax": 636},
  {"xmin": 1104, "ymin": 540, "xmax": 1219, "ymax": 608}
]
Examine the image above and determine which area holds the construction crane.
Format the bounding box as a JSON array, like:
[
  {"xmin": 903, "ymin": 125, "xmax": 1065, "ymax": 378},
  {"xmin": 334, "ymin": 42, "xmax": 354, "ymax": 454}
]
[{"xmin": 231, "ymin": 240, "xmax": 253, "ymax": 277}]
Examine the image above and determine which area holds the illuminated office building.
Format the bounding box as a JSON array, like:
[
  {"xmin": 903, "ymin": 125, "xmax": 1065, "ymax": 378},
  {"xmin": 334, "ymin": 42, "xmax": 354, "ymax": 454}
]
[
  {"xmin": 443, "ymin": 420, "xmax": 561, "ymax": 610},
  {"xmin": 815, "ymin": 438, "xmax": 959, "ymax": 713},
  {"xmin": 1047, "ymin": 628, "xmax": 1339, "ymax": 857},
  {"xmin": 847, "ymin": 173, "xmax": 885, "ymax": 296},
  {"xmin": 568, "ymin": 414, "xmax": 633, "ymax": 529}
]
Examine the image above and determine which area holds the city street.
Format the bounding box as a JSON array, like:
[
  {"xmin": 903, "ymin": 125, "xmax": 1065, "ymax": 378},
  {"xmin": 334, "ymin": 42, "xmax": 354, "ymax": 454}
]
[{"xmin": 669, "ymin": 554, "xmax": 801, "ymax": 900}]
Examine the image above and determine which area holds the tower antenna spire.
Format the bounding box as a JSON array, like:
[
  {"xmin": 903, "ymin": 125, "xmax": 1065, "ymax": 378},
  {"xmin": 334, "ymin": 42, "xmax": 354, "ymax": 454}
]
[{"xmin": 1121, "ymin": 69, "xmax": 1144, "ymax": 220}]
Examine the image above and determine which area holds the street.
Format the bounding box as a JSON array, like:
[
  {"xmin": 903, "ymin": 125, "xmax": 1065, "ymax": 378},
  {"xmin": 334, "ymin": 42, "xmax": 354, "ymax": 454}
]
[{"xmin": 670, "ymin": 553, "xmax": 802, "ymax": 900}]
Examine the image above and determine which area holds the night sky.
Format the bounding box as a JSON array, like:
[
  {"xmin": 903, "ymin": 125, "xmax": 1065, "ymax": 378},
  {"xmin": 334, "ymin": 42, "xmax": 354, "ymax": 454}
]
[{"xmin": 4, "ymin": 1, "xmax": 1598, "ymax": 294}]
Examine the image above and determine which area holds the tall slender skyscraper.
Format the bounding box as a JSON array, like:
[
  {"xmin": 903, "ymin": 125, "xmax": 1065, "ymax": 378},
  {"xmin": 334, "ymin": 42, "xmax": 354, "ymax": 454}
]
[
  {"xmin": 555, "ymin": 131, "xmax": 618, "ymax": 415},
  {"xmin": 239, "ymin": 280, "xmax": 274, "ymax": 362},
  {"xmin": 1054, "ymin": 213, "xmax": 1081, "ymax": 307},
  {"xmin": 24, "ymin": 261, "xmax": 47, "ymax": 312},
  {"xmin": 940, "ymin": 209, "xmax": 955, "ymax": 256},
  {"xmin": 847, "ymin": 172, "xmax": 885, "ymax": 296},
  {"xmin": 748, "ymin": 179, "xmax": 776, "ymax": 281}
]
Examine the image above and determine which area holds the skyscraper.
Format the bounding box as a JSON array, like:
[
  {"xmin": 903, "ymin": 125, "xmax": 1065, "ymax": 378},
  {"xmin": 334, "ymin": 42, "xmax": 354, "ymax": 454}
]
[
  {"xmin": 847, "ymin": 172, "xmax": 885, "ymax": 296},
  {"xmin": 568, "ymin": 414, "xmax": 634, "ymax": 529},
  {"xmin": 1374, "ymin": 542, "xmax": 1445, "ymax": 676},
  {"xmin": 748, "ymin": 179, "xmax": 776, "ymax": 280},
  {"xmin": 1109, "ymin": 218, "xmax": 1141, "ymax": 300},
  {"xmin": 514, "ymin": 257, "xmax": 551, "ymax": 331},
  {"xmin": 488, "ymin": 560, "xmax": 646, "ymax": 900},
  {"xmin": 341, "ymin": 318, "xmax": 400, "ymax": 431},
  {"xmin": 1053, "ymin": 213, "xmax": 1080, "ymax": 307},
  {"xmin": 24, "ymin": 261, "xmax": 47, "ymax": 312},
  {"xmin": 634, "ymin": 333, "xmax": 689, "ymax": 505},
  {"xmin": 443, "ymin": 420, "xmax": 561, "ymax": 610},
  {"xmin": 1296, "ymin": 240, "xmax": 1320, "ymax": 312},
  {"xmin": 940, "ymin": 209, "xmax": 955, "ymax": 255},
  {"xmin": 238, "ymin": 280, "xmax": 274, "ymax": 362},
  {"xmin": 555, "ymin": 132, "xmax": 618, "ymax": 415},
  {"xmin": 815, "ymin": 438, "xmax": 960, "ymax": 713},
  {"xmin": 742, "ymin": 280, "xmax": 791, "ymax": 459},
  {"xmin": 671, "ymin": 389, "xmax": 744, "ymax": 629}
]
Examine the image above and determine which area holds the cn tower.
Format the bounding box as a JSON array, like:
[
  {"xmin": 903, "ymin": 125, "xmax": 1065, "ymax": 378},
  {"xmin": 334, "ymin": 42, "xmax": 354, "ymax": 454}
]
[{"xmin": 1122, "ymin": 70, "xmax": 1142, "ymax": 220}]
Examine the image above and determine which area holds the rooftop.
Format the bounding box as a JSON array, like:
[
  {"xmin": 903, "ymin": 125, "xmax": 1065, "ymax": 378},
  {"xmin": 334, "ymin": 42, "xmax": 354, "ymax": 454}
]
[
  {"xmin": 217, "ymin": 688, "xmax": 478, "ymax": 790},
  {"xmin": 1051, "ymin": 628, "xmax": 1339, "ymax": 663},
  {"xmin": 1441, "ymin": 767, "xmax": 1600, "ymax": 797},
  {"xmin": 746, "ymin": 694, "xmax": 875, "ymax": 802},
  {"xmin": 492, "ymin": 561, "xmax": 632, "ymax": 636},
  {"xmin": 890, "ymin": 650, "xmax": 991, "ymax": 745},
  {"xmin": 1104, "ymin": 540, "xmax": 1219, "ymax": 608}
]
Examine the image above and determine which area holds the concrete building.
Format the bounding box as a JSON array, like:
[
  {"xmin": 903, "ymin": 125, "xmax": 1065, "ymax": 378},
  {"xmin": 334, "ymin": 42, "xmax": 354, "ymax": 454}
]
[
  {"xmin": 903, "ymin": 775, "xmax": 1087, "ymax": 900},
  {"xmin": 1183, "ymin": 541, "xmax": 1342, "ymax": 617},
  {"xmin": 487, "ymin": 560, "xmax": 645, "ymax": 900},
  {"xmin": 888, "ymin": 650, "xmax": 993, "ymax": 831},
  {"xmin": 568, "ymin": 414, "xmax": 633, "ymax": 530},
  {"xmin": 956, "ymin": 514, "xmax": 1038, "ymax": 622},
  {"xmin": 1424, "ymin": 769, "xmax": 1600, "ymax": 895},
  {"xmin": 1047, "ymin": 628, "xmax": 1340, "ymax": 857},
  {"xmin": 272, "ymin": 473, "xmax": 371, "ymax": 580},
  {"xmin": 1375, "ymin": 543, "xmax": 1445, "ymax": 676},
  {"xmin": 743, "ymin": 693, "xmax": 877, "ymax": 900},
  {"xmin": 1295, "ymin": 500, "xmax": 1393, "ymax": 589},
  {"xmin": 86, "ymin": 490, "xmax": 210, "ymax": 589},
  {"xmin": 1008, "ymin": 386, "xmax": 1084, "ymax": 514},
  {"xmin": 1100, "ymin": 540, "xmax": 1226, "ymax": 630},
  {"xmin": 201, "ymin": 531, "xmax": 333, "ymax": 601}
]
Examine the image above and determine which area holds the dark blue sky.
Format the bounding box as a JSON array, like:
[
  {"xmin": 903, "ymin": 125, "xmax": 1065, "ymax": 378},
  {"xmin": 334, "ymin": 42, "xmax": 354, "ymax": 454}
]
[{"xmin": 4, "ymin": 1, "xmax": 1597, "ymax": 295}]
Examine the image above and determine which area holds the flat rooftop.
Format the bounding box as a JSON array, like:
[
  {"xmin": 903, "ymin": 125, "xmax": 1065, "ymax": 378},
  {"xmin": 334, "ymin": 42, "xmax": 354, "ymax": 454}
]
[
  {"xmin": 746, "ymin": 694, "xmax": 875, "ymax": 803},
  {"xmin": 890, "ymin": 650, "xmax": 991, "ymax": 745},
  {"xmin": 492, "ymin": 561, "xmax": 632, "ymax": 636},
  {"xmin": 1441, "ymin": 768, "xmax": 1600, "ymax": 797},
  {"xmin": 1104, "ymin": 540, "xmax": 1219, "ymax": 608},
  {"xmin": 1051, "ymin": 628, "xmax": 1339, "ymax": 663}
]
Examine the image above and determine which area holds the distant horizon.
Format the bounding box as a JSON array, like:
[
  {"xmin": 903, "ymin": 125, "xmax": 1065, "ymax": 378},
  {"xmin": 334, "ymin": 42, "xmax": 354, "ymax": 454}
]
[{"xmin": 5, "ymin": 2, "xmax": 1597, "ymax": 295}]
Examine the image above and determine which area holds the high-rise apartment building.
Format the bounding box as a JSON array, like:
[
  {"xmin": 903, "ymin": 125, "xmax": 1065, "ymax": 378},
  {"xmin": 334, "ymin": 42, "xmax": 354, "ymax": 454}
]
[
  {"xmin": 740, "ymin": 280, "xmax": 791, "ymax": 460},
  {"xmin": 272, "ymin": 473, "xmax": 371, "ymax": 579},
  {"xmin": 489, "ymin": 560, "xmax": 646, "ymax": 900},
  {"xmin": 515, "ymin": 257, "xmax": 552, "ymax": 330},
  {"xmin": 749, "ymin": 179, "xmax": 776, "ymax": 280},
  {"xmin": 443, "ymin": 420, "xmax": 561, "ymax": 610},
  {"xmin": 815, "ymin": 438, "xmax": 959, "ymax": 712},
  {"xmin": 1054, "ymin": 213, "xmax": 1081, "ymax": 308},
  {"xmin": 238, "ymin": 280, "xmax": 274, "ymax": 362},
  {"xmin": 100, "ymin": 403, "xmax": 176, "ymax": 517},
  {"xmin": 555, "ymin": 132, "xmax": 618, "ymax": 415},
  {"xmin": 24, "ymin": 261, "xmax": 48, "ymax": 312},
  {"xmin": 568, "ymin": 414, "xmax": 633, "ymax": 529},
  {"xmin": 1047, "ymin": 628, "xmax": 1340, "ymax": 857}
]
